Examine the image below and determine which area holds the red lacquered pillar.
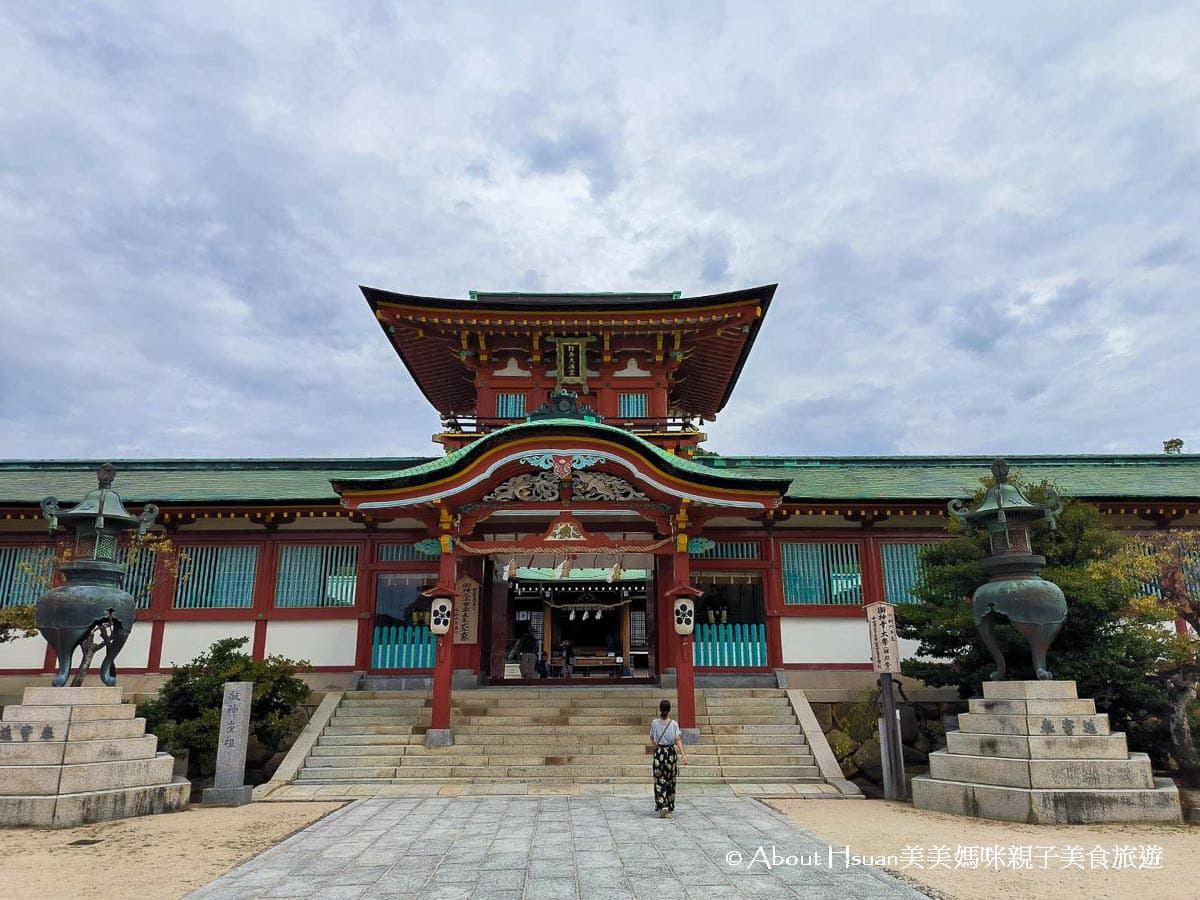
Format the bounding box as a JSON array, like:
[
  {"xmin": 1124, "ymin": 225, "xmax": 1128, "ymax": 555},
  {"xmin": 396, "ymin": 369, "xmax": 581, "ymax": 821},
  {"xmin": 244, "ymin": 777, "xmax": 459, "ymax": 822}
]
[{"xmin": 425, "ymin": 537, "xmax": 458, "ymax": 746}]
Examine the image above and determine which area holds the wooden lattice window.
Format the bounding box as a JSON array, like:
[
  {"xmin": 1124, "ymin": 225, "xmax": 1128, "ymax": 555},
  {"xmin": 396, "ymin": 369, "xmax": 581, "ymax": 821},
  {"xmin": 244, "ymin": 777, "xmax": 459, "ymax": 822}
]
[
  {"xmin": 690, "ymin": 541, "xmax": 761, "ymax": 560},
  {"xmin": 781, "ymin": 542, "xmax": 862, "ymax": 605},
  {"xmin": 496, "ymin": 393, "xmax": 527, "ymax": 418},
  {"xmin": 880, "ymin": 543, "xmax": 937, "ymax": 605},
  {"xmin": 618, "ymin": 393, "xmax": 648, "ymax": 418},
  {"xmin": 275, "ymin": 544, "xmax": 359, "ymax": 608},
  {"xmin": 174, "ymin": 545, "xmax": 259, "ymax": 609},
  {"xmin": 0, "ymin": 545, "xmax": 55, "ymax": 608}
]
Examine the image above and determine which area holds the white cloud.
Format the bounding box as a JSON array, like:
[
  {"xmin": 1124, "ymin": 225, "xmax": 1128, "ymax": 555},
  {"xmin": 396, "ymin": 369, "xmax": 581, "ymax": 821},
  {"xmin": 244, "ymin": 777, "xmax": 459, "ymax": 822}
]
[{"xmin": 1, "ymin": 2, "xmax": 1198, "ymax": 460}]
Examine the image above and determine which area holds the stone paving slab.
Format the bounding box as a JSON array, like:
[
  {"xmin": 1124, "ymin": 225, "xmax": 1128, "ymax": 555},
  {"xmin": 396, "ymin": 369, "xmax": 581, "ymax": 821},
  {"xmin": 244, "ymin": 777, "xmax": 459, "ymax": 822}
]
[{"xmin": 187, "ymin": 797, "xmax": 925, "ymax": 899}]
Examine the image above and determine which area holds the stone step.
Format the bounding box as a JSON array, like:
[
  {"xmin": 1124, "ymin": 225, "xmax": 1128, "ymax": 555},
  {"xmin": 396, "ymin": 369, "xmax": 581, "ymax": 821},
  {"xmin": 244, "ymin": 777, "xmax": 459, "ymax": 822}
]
[
  {"xmin": 333, "ymin": 710, "xmax": 432, "ymax": 724},
  {"xmin": 927, "ymin": 750, "xmax": 1155, "ymax": 790},
  {"xmin": 324, "ymin": 724, "xmax": 427, "ymax": 734},
  {"xmin": 317, "ymin": 734, "xmax": 429, "ymax": 747},
  {"xmin": 340, "ymin": 700, "xmax": 429, "ymax": 710},
  {"xmin": 980, "ymin": 680, "xmax": 1078, "ymax": 701},
  {"xmin": 22, "ymin": 686, "xmax": 123, "ymax": 706},
  {"xmin": 306, "ymin": 750, "xmax": 817, "ymax": 769},
  {"xmin": 703, "ymin": 724, "xmax": 803, "ymax": 735},
  {"xmin": 968, "ymin": 697, "xmax": 1096, "ymax": 717},
  {"xmin": 331, "ymin": 720, "xmax": 434, "ymax": 734},
  {"xmin": 946, "ymin": 731, "xmax": 1130, "ymax": 760},
  {"xmin": 294, "ymin": 774, "xmax": 826, "ymax": 786},
  {"xmin": 0, "ymin": 735, "xmax": 159, "ymax": 767},
  {"xmin": 69, "ymin": 718, "xmax": 150, "ymax": 741},
  {"xmin": 296, "ymin": 763, "xmax": 822, "ymax": 781},
  {"xmin": 311, "ymin": 744, "xmax": 667, "ymax": 758},
  {"xmin": 435, "ymin": 734, "xmax": 651, "ymax": 746},
  {"xmin": 2, "ymin": 703, "xmax": 136, "ymax": 724},
  {"xmin": 706, "ymin": 735, "xmax": 807, "ymax": 746},
  {"xmin": 912, "ymin": 774, "xmax": 1183, "ymax": 825},
  {"xmin": 0, "ymin": 753, "xmax": 176, "ymax": 797},
  {"xmin": 0, "ymin": 776, "xmax": 190, "ymax": 828},
  {"xmin": 957, "ymin": 713, "xmax": 1111, "ymax": 737}
]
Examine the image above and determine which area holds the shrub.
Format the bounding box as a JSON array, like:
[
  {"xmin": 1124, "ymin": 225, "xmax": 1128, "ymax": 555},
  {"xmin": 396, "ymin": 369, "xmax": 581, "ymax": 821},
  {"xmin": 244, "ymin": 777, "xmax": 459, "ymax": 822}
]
[{"xmin": 138, "ymin": 637, "xmax": 310, "ymax": 777}]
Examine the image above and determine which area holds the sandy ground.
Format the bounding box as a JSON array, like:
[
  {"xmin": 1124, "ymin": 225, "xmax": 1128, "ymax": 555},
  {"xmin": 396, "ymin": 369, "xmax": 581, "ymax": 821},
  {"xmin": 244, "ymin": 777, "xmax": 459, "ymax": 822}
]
[
  {"xmin": 770, "ymin": 799, "xmax": 1199, "ymax": 900},
  {"xmin": 0, "ymin": 802, "xmax": 344, "ymax": 900}
]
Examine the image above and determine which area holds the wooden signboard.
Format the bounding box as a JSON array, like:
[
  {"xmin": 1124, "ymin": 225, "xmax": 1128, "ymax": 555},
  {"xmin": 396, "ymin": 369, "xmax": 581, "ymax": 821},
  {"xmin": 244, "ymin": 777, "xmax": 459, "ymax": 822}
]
[
  {"xmin": 454, "ymin": 576, "xmax": 480, "ymax": 644},
  {"xmin": 864, "ymin": 600, "xmax": 900, "ymax": 675}
]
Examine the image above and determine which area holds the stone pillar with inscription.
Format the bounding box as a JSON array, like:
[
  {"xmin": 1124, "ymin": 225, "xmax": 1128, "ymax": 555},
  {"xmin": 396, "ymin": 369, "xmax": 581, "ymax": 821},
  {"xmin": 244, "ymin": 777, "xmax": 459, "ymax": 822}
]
[{"xmin": 201, "ymin": 681, "xmax": 254, "ymax": 806}]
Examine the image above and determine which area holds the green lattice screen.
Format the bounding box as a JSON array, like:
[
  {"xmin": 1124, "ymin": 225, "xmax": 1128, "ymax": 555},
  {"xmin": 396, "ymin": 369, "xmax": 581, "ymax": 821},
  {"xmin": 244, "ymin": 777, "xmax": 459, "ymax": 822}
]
[
  {"xmin": 781, "ymin": 543, "xmax": 862, "ymax": 605},
  {"xmin": 880, "ymin": 542, "xmax": 936, "ymax": 604},
  {"xmin": 0, "ymin": 545, "xmax": 55, "ymax": 608},
  {"xmin": 275, "ymin": 544, "xmax": 359, "ymax": 607},
  {"xmin": 174, "ymin": 545, "xmax": 259, "ymax": 609}
]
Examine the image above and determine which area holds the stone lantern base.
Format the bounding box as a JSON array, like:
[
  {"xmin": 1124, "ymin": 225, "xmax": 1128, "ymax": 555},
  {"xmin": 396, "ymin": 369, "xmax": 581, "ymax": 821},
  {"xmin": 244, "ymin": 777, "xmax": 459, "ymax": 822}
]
[
  {"xmin": 0, "ymin": 685, "xmax": 190, "ymax": 828},
  {"xmin": 912, "ymin": 680, "xmax": 1182, "ymax": 824}
]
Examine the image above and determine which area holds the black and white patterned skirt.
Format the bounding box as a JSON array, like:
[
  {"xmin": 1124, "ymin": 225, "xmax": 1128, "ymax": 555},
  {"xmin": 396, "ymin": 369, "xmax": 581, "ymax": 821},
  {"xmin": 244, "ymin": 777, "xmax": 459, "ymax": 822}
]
[{"xmin": 653, "ymin": 745, "xmax": 678, "ymax": 811}]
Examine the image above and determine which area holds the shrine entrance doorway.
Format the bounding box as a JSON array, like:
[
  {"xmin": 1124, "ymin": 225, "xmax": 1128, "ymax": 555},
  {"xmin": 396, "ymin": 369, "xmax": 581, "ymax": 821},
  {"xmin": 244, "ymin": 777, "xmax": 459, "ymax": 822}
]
[{"xmin": 491, "ymin": 554, "xmax": 655, "ymax": 683}]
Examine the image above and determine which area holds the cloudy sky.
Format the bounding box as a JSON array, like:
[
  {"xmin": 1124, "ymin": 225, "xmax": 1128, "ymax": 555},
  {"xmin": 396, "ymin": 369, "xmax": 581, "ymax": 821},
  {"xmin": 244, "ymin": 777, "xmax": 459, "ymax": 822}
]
[{"xmin": 2, "ymin": 2, "xmax": 1198, "ymax": 460}]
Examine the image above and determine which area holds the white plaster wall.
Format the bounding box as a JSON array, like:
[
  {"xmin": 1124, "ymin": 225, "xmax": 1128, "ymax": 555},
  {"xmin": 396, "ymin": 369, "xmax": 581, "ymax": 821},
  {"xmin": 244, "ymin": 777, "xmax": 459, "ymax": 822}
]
[
  {"xmin": 120, "ymin": 621, "xmax": 152, "ymax": 668},
  {"xmin": 781, "ymin": 618, "xmax": 870, "ymax": 664},
  {"xmin": 0, "ymin": 620, "xmax": 151, "ymax": 672},
  {"xmin": 159, "ymin": 621, "xmax": 254, "ymax": 668},
  {"xmin": 265, "ymin": 620, "xmax": 357, "ymax": 667},
  {"xmin": 781, "ymin": 618, "xmax": 927, "ymax": 665},
  {"xmin": 0, "ymin": 633, "xmax": 46, "ymax": 669}
]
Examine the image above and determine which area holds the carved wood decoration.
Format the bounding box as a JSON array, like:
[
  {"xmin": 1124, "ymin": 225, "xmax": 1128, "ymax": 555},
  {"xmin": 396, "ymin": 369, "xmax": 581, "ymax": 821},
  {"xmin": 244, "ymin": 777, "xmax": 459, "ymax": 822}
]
[
  {"xmin": 482, "ymin": 471, "xmax": 560, "ymax": 502},
  {"xmin": 481, "ymin": 470, "xmax": 648, "ymax": 504},
  {"xmin": 571, "ymin": 471, "xmax": 648, "ymax": 501}
]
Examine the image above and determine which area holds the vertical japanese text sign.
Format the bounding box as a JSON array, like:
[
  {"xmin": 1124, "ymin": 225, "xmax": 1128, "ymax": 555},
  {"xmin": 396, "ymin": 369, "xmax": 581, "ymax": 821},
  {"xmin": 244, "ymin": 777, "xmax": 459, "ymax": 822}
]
[
  {"xmin": 454, "ymin": 576, "xmax": 480, "ymax": 644},
  {"xmin": 864, "ymin": 601, "xmax": 901, "ymax": 675},
  {"xmin": 213, "ymin": 681, "xmax": 253, "ymax": 790}
]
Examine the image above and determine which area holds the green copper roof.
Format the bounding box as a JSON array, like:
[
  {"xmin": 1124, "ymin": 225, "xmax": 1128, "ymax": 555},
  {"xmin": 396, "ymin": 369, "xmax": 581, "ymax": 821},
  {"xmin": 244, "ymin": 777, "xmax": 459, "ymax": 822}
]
[
  {"xmin": 694, "ymin": 454, "xmax": 1200, "ymax": 502},
  {"xmin": 0, "ymin": 453, "xmax": 1195, "ymax": 506},
  {"xmin": 0, "ymin": 459, "xmax": 429, "ymax": 505},
  {"xmin": 331, "ymin": 419, "xmax": 790, "ymax": 493}
]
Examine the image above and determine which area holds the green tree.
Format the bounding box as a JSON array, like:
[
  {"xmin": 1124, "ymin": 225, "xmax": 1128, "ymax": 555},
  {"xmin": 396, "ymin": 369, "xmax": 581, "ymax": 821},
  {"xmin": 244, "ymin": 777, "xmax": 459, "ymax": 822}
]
[
  {"xmin": 896, "ymin": 479, "xmax": 1177, "ymax": 763},
  {"xmin": 1096, "ymin": 530, "xmax": 1200, "ymax": 785},
  {"xmin": 137, "ymin": 637, "xmax": 310, "ymax": 777}
]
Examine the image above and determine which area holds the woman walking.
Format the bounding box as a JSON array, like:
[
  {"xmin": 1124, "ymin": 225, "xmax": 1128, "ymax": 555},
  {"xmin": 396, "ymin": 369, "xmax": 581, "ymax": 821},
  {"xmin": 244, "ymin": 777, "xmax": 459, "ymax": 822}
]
[{"xmin": 650, "ymin": 699, "xmax": 688, "ymax": 817}]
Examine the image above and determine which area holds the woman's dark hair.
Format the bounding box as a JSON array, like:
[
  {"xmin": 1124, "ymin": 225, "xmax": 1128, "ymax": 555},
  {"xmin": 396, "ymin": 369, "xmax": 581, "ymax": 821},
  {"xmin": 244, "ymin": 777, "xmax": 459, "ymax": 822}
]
[{"xmin": 659, "ymin": 699, "xmax": 671, "ymax": 719}]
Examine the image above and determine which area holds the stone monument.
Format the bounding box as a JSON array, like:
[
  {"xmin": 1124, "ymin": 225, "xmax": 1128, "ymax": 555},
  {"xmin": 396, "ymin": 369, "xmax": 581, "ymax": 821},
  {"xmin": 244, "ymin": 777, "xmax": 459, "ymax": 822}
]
[
  {"xmin": 202, "ymin": 681, "xmax": 254, "ymax": 806},
  {"xmin": 0, "ymin": 466, "xmax": 189, "ymax": 827},
  {"xmin": 911, "ymin": 460, "xmax": 1182, "ymax": 823}
]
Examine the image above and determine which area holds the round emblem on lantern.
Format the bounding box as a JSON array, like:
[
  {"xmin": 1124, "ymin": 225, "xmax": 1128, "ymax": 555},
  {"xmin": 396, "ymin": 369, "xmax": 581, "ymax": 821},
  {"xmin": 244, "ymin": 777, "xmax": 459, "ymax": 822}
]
[
  {"xmin": 430, "ymin": 600, "xmax": 453, "ymax": 635},
  {"xmin": 672, "ymin": 598, "xmax": 695, "ymax": 635}
]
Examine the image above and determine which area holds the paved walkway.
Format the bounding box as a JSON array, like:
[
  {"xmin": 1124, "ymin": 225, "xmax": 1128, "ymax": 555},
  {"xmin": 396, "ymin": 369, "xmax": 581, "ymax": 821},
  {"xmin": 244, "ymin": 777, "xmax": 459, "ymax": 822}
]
[{"xmin": 189, "ymin": 797, "xmax": 928, "ymax": 899}]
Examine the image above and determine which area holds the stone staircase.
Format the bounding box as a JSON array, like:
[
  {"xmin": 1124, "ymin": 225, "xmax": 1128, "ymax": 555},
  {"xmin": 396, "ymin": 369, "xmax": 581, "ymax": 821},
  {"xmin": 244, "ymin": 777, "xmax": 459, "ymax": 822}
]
[{"xmin": 294, "ymin": 687, "xmax": 824, "ymax": 785}]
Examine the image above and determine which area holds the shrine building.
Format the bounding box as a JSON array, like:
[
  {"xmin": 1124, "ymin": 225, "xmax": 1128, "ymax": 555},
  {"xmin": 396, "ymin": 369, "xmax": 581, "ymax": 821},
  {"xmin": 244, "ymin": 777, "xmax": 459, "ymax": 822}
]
[{"xmin": 1, "ymin": 284, "xmax": 1197, "ymax": 733}]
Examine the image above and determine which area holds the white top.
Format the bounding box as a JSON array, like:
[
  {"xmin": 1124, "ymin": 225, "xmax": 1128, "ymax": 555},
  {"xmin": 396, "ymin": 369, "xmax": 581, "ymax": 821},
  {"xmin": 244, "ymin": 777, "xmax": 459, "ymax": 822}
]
[{"xmin": 650, "ymin": 717, "xmax": 679, "ymax": 746}]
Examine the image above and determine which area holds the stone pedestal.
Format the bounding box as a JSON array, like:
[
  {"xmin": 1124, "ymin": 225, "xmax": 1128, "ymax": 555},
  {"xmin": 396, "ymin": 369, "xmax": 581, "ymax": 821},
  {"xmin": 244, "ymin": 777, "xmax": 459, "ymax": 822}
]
[
  {"xmin": 0, "ymin": 686, "xmax": 190, "ymax": 828},
  {"xmin": 912, "ymin": 680, "xmax": 1181, "ymax": 824}
]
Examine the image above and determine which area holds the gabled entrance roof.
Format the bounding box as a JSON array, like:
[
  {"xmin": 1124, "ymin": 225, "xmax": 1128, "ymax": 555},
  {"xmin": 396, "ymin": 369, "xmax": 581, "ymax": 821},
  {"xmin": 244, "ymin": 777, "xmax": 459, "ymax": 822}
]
[{"xmin": 332, "ymin": 418, "xmax": 791, "ymax": 512}]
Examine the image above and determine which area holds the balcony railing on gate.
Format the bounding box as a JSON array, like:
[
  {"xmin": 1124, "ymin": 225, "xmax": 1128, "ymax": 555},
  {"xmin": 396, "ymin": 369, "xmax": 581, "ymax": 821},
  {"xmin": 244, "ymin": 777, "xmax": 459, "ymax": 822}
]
[
  {"xmin": 693, "ymin": 623, "xmax": 767, "ymax": 667},
  {"xmin": 438, "ymin": 415, "xmax": 703, "ymax": 435},
  {"xmin": 371, "ymin": 625, "xmax": 436, "ymax": 669}
]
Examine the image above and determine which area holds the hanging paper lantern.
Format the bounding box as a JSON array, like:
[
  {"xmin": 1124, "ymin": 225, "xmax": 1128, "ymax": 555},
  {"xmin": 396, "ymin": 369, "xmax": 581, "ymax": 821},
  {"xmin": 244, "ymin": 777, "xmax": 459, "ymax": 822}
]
[{"xmin": 430, "ymin": 599, "xmax": 453, "ymax": 635}]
